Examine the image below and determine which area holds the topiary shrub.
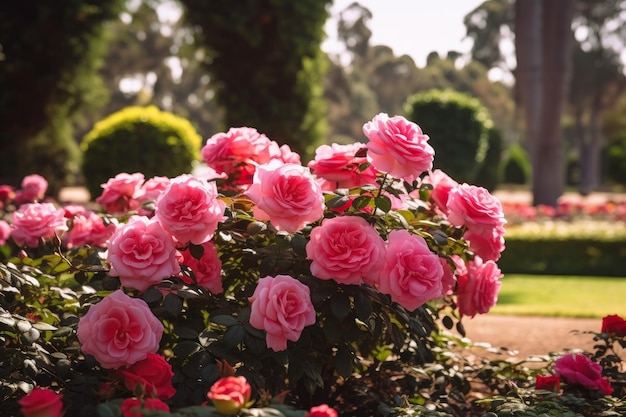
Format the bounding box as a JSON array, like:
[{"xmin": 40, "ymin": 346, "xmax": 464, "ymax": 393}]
[
  {"xmin": 404, "ymin": 89, "xmax": 493, "ymax": 183},
  {"xmin": 474, "ymin": 126, "xmax": 504, "ymax": 191},
  {"xmin": 503, "ymin": 142, "xmax": 531, "ymax": 185},
  {"xmin": 81, "ymin": 106, "xmax": 202, "ymax": 197}
]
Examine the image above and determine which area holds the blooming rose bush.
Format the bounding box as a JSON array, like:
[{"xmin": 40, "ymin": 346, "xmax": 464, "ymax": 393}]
[
  {"xmin": 0, "ymin": 114, "xmax": 508, "ymax": 416},
  {"xmin": 480, "ymin": 314, "xmax": 626, "ymax": 416}
]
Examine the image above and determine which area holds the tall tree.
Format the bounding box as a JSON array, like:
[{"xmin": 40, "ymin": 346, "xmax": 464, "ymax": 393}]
[
  {"xmin": 84, "ymin": 0, "xmax": 222, "ymax": 141},
  {"xmin": 516, "ymin": 0, "xmax": 575, "ymax": 206},
  {"xmin": 178, "ymin": 0, "xmax": 331, "ymax": 157},
  {"xmin": 569, "ymin": 0, "xmax": 626, "ymax": 194},
  {"xmin": 0, "ymin": 0, "xmax": 124, "ymax": 192}
]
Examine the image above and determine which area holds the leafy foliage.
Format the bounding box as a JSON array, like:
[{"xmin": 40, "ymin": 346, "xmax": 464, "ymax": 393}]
[
  {"xmin": 0, "ymin": 161, "xmax": 483, "ymax": 415},
  {"xmin": 178, "ymin": 0, "xmax": 331, "ymax": 158},
  {"xmin": 81, "ymin": 105, "xmax": 202, "ymax": 197},
  {"xmin": 0, "ymin": 0, "xmax": 124, "ymax": 191},
  {"xmin": 502, "ymin": 143, "xmax": 531, "ymax": 185}
]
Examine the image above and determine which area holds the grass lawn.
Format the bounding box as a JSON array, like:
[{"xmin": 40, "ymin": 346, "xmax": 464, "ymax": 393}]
[{"xmin": 492, "ymin": 274, "xmax": 626, "ymax": 318}]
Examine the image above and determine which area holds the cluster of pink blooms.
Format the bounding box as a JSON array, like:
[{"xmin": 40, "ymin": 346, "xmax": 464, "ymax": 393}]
[
  {"xmin": 502, "ymin": 199, "xmax": 626, "ymax": 224},
  {"xmin": 4, "ymin": 113, "xmax": 506, "ymax": 414}
]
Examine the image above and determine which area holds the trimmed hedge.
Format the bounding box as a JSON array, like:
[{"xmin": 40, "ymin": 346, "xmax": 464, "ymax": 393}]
[
  {"xmin": 499, "ymin": 223, "xmax": 626, "ymax": 277},
  {"xmin": 404, "ymin": 89, "xmax": 495, "ymax": 184},
  {"xmin": 81, "ymin": 106, "xmax": 202, "ymax": 198}
]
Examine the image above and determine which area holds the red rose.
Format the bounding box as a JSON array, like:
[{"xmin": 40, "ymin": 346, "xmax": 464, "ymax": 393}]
[
  {"xmin": 601, "ymin": 314, "xmax": 626, "ymax": 336},
  {"xmin": 207, "ymin": 376, "xmax": 252, "ymax": 415},
  {"xmin": 121, "ymin": 397, "xmax": 169, "ymax": 417},
  {"xmin": 535, "ymin": 375, "xmax": 561, "ymax": 392},
  {"xmin": 120, "ymin": 353, "xmax": 176, "ymax": 400},
  {"xmin": 18, "ymin": 387, "xmax": 63, "ymax": 417}
]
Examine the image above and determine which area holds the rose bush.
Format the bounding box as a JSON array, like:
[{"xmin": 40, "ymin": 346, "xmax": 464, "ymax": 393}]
[
  {"xmin": 478, "ymin": 314, "xmax": 626, "ymax": 417},
  {"xmin": 1, "ymin": 114, "xmax": 508, "ymax": 416}
]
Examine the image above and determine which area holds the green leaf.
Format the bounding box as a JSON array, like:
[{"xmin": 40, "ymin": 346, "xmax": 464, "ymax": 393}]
[
  {"xmin": 374, "ymin": 195, "xmax": 392, "ymax": 213},
  {"xmin": 189, "ymin": 243, "xmax": 205, "ymax": 260},
  {"xmin": 354, "ymin": 290, "xmax": 373, "ymax": 322},
  {"xmin": 174, "ymin": 326, "xmax": 199, "ymax": 339},
  {"xmin": 173, "ymin": 340, "xmax": 202, "ymax": 357},
  {"xmin": 223, "ymin": 325, "xmax": 246, "ymax": 347},
  {"xmin": 326, "ymin": 195, "xmax": 350, "ymax": 209},
  {"xmin": 32, "ymin": 322, "xmax": 58, "ymax": 331},
  {"xmin": 211, "ymin": 315, "xmax": 239, "ymax": 327},
  {"xmin": 352, "ymin": 195, "xmax": 372, "ymax": 210},
  {"xmin": 334, "ymin": 344, "xmax": 353, "ymax": 378},
  {"xmin": 163, "ymin": 293, "xmax": 183, "ymax": 317},
  {"xmin": 330, "ymin": 291, "xmax": 351, "ymax": 321},
  {"xmin": 290, "ymin": 233, "xmax": 308, "ymax": 257}
]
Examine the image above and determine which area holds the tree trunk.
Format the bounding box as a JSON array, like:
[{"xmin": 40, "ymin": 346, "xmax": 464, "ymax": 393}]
[
  {"xmin": 515, "ymin": 0, "xmax": 574, "ymax": 207},
  {"xmin": 515, "ymin": 0, "xmax": 543, "ymax": 196},
  {"xmin": 579, "ymin": 93, "xmax": 603, "ymax": 195}
]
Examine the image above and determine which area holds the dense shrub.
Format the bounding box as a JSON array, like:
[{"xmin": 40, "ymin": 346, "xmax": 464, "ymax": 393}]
[
  {"xmin": 605, "ymin": 132, "xmax": 626, "ymax": 184},
  {"xmin": 499, "ymin": 223, "xmax": 626, "ymax": 276},
  {"xmin": 404, "ymin": 89, "xmax": 493, "ymax": 184},
  {"xmin": 81, "ymin": 106, "xmax": 202, "ymax": 197},
  {"xmin": 474, "ymin": 127, "xmax": 504, "ymax": 191},
  {"xmin": 502, "ymin": 142, "xmax": 531, "ymax": 184}
]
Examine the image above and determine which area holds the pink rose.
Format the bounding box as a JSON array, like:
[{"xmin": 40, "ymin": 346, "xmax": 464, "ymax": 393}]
[
  {"xmin": 140, "ymin": 176, "xmax": 171, "ymax": 202},
  {"xmin": 363, "ymin": 113, "xmax": 434, "ymax": 182},
  {"xmin": 307, "ymin": 143, "xmax": 378, "ymax": 191},
  {"xmin": 306, "ymin": 404, "xmax": 339, "ymax": 417},
  {"xmin": 207, "ymin": 376, "xmax": 252, "ymax": 415},
  {"xmin": 179, "ymin": 241, "xmax": 223, "ymax": 294},
  {"xmin": 137, "ymin": 176, "xmax": 171, "ymax": 216},
  {"xmin": 439, "ymin": 257, "xmax": 458, "ymax": 296},
  {"xmin": 107, "ymin": 215, "xmax": 180, "ymax": 292},
  {"xmin": 18, "ymin": 387, "xmax": 63, "ymax": 417},
  {"xmin": 11, "ymin": 203, "xmax": 68, "ymax": 247},
  {"xmin": 422, "ymin": 169, "xmax": 459, "ymax": 213},
  {"xmin": 306, "ymin": 216, "xmax": 385, "ymax": 285},
  {"xmin": 554, "ymin": 353, "xmax": 613, "ymax": 395},
  {"xmin": 249, "ymin": 275, "xmax": 316, "ymax": 351},
  {"xmin": 464, "ymin": 225, "xmax": 506, "ymax": 262},
  {"xmin": 155, "ymin": 174, "xmax": 226, "ymax": 246},
  {"xmin": 446, "ymin": 183, "xmax": 506, "ymax": 235},
  {"xmin": 96, "ymin": 172, "xmax": 145, "ymax": 214},
  {"xmin": 121, "ymin": 398, "xmax": 170, "ymax": 417},
  {"xmin": 0, "ymin": 184, "xmax": 15, "ymax": 204},
  {"xmin": 0, "ymin": 220, "xmax": 11, "ymax": 245},
  {"xmin": 456, "ymin": 256, "xmax": 502, "ymax": 318},
  {"xmin": 269, "ymin": 142, "xmax": 301, "ymax": 165},
  {"xmin": 15, "ymin": 174, "xmax": 48, "ymax": 204},
  {"xmin": 77, "ymin": 290, "xmax": 163, "ymax": 369},
  {"xmin": 202, "ymin": 127, "xmax": 273, "ymax": 185},
  {"xmin": 246, "ymin": 161, "xmax": 324, "ymax": 233},
  {"xmin": 120, "ymin": 353, "xmax": 176, "ymax": 400},
  {"xmin": 378, "ymin": 230, "xmax": 444, "ymax": 311},
  {"xmin": 64, "ymin": 210, "xmax": 116, "ymax": 249}
]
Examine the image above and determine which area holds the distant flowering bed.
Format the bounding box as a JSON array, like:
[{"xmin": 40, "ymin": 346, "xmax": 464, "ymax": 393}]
[
  {"xmin": 501, "ymin": 199, "xmax": 626, "ymax": 226},
  {"xmin": 1, "ymin": 114, "xmax": 512, "ymax": 416}
]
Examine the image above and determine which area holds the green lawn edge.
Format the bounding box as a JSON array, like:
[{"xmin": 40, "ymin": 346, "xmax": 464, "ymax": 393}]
[{"xmin": 491, "ymin": 274, "xmax": 626, "ymax": 318}]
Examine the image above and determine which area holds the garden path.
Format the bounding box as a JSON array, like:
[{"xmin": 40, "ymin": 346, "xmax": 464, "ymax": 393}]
[{"xmin": 457, "ymin": 314, "xmax": 600, "ymax": 359}]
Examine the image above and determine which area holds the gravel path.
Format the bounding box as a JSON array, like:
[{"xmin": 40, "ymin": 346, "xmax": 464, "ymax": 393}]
[{"xmin": 458, "ymin": 314, "xmax": 600, "ymax": 359}]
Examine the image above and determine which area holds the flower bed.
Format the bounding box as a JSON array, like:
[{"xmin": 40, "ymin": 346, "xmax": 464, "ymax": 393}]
[{"xmin": 1, "ymin": 114, "xmax": 624, "ymax": 417}]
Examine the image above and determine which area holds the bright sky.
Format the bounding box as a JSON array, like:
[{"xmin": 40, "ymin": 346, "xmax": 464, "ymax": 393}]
[{"xmin": 323, "ymin": 0, "xmax": 485, "ymax": 68}]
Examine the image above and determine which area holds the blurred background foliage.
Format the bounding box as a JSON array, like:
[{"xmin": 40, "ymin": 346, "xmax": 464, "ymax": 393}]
[{"xmin": 0, "ymin": 0, "xmax": 625, "ymax": 201}]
